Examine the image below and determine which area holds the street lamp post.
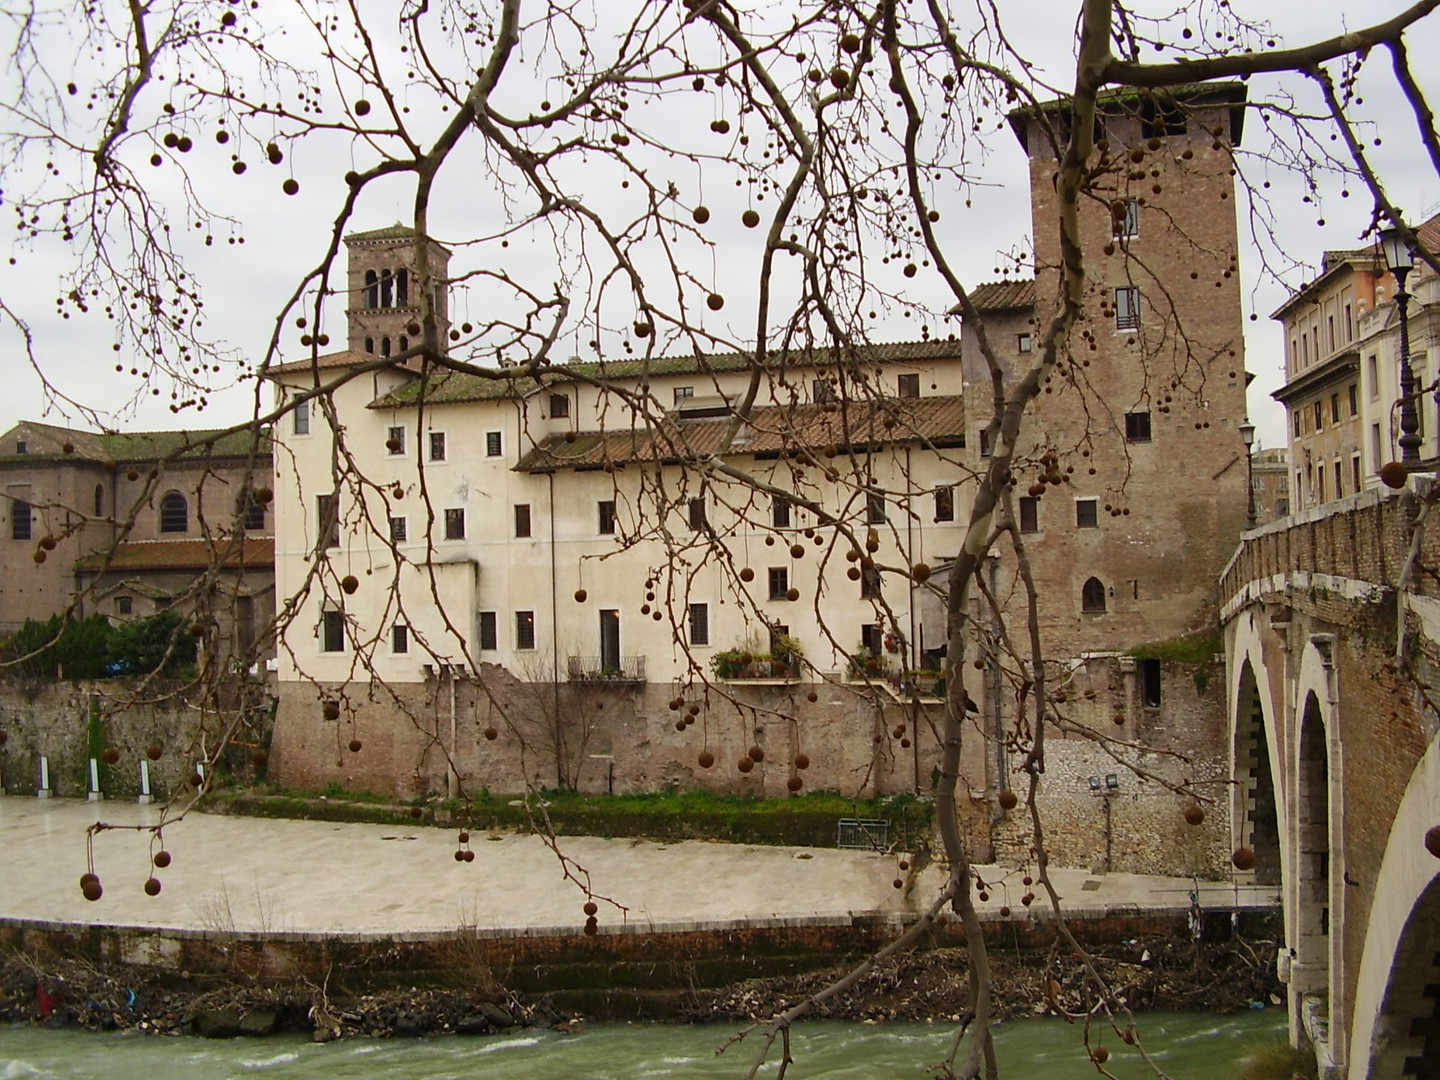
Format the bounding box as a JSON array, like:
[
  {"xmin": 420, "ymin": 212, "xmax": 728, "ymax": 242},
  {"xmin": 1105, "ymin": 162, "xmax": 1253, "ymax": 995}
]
[
  {"xmin": 1239, "ymin": 419, "xmax": 1256, "ymax": 528},
  {"xmin": 1381, "ymin": 225, "xmax": 1420, "ymax": 463}
]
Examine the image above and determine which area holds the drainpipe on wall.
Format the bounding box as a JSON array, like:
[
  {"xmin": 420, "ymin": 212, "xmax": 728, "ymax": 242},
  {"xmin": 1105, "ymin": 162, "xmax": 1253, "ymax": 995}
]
[
  {"xmin": 447, "ymin": 667, "xmax": 457, "ymax": 800},
  {"xmin": 988, "ymin": 554, "xmax": 1005, "ymax": 819},
  {"xmin": 548, "ymin": 472, "xmax": 562, "ymax": 782}
]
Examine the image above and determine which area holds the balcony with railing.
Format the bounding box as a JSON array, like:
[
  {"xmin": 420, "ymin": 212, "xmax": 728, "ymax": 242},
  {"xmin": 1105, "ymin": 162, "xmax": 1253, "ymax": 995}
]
[{"xmin": 567, "ymin": 655, "xmax": 647, "ymax": 684}]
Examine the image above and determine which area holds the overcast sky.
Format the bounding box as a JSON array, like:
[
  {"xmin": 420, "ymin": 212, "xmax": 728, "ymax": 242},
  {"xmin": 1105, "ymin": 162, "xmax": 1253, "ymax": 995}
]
[{"xmin": 2, "ymin": 0, "xmax": 1436, "ymax": 451}]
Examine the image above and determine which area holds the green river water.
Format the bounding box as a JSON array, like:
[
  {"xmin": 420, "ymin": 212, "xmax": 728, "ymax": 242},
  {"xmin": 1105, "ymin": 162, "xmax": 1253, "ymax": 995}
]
[{"xmin": 2, "ymin": 1011, "xmax": 1285, "ymax": 1078}]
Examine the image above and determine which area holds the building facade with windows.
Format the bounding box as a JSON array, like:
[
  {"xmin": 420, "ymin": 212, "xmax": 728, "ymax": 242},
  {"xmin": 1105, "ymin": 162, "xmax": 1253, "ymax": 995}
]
[
  {"xmin": 265, "ymin": 85, "xmax": 1251, "ymax": 875},
  {"xmin": 0, "ymin": 421, "xmax": 274, "ymax": 660},
  {"xmin": 1272, "ymin": 216, "xmax": 1440, "ymax": 512}
]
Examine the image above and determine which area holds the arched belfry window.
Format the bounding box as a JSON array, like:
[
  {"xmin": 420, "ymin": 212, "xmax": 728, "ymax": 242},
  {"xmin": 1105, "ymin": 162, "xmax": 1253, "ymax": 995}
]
[
  {"xmin": 396, "ymin": 268, "xmax": 409, "ymax": 305},
  {"xmin": 398, "ymin": 335, "xmax": 408, "ymax": 353},
  {"xmin": 364, "ymin": 337, "xmax": 374, "ymax": 354},
  {"xmin": 380, "ymin": 269, "xmax": 394, "ymax": 307},
  {"xmin": 1081, "ymin": 576, "xmax": 1107, "ymax": 613},
  {"xmin": 159, "ymin": 492, "xmax": 188, "ymax": 534},
  {"xmin": 364, "ymin": 269, "xmax": 378, "ymax": 309},
  {"xmin": 381, "ymin": 337, "xmax": 391, "ymax": 357}
]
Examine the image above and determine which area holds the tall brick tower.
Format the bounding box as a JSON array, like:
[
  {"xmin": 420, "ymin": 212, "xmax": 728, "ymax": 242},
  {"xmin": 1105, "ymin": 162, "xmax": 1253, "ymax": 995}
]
[
  {"xmin": 970, "ymin": 83, "xmax": 1251, "ymax": 655},
  {"xmin": 343, "ymin": 225, "xmax": 452, "ymax": 358}
]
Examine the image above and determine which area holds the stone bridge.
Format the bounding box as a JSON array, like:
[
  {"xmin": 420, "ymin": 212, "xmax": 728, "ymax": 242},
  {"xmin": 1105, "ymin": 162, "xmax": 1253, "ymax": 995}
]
[{"xmin": 1222, "ymin": 480, "xmax": 1440, "ymax": 1079}]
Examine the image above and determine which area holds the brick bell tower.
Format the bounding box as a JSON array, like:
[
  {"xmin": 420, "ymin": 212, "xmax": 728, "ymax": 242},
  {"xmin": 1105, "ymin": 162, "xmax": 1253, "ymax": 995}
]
[{"xmin": 343, "ymin": 225, "xmax": 452, "ymax": 358}]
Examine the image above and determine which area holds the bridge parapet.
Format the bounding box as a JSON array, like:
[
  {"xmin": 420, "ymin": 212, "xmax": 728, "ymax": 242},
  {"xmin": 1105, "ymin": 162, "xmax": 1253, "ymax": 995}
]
[{"xmin": 1219, "ymin": 480, "xmax": 1431, "ymax": 622}]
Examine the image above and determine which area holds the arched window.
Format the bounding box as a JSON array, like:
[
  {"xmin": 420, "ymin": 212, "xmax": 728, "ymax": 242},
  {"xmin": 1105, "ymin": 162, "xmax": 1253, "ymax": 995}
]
[
  {"xmin": 159, "ymin": 492, "xmax": 188, "ymax": 534},
  {"xmin": 396, "ymin": 267, "xmax": 409, "ymax": 305},
  {"xmin": 364, "ymin": 337, "xmax": 374, "ymax": 354},
  {"xmin": 364, "ymin": 269, "xmax": 378, "ymax": 309},
  {"xmin": 398, "ymin": 335, "xmax": 408, "ymax": 353},
  {"xmin": 379, "ymin": 269, "xmax": 394, "ymax": 307},
  {"xmin": 94, "ymin": 484, "xmax": 104, "ymax": 517},
  {"xmin": 381, "ymin": 337, "xmax": 391, "ymax": 357},
  {"xmin": 1081, "ymin": 576, "xmax": 1106, "ymax": 613},
  {"xmin": 238, "ymin": 490, "xmax": 265, "ymax": 532}
]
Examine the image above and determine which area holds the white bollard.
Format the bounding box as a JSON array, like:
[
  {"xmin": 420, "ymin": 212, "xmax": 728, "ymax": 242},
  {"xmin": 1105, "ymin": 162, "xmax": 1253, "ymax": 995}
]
[
  {"xmin": 87, "ymin": 758, "xmax": 103, "ymax": 802},
  {"xmin": 138, "ymin": 759, "xmax": 153, "ymax": 805},
  {"xmin": 37, "ymin": 755, "xmax": 52, "ymax": 798}
]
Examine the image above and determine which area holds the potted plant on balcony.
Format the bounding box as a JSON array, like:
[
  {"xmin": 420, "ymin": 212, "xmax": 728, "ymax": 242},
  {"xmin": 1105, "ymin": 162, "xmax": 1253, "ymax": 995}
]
[{"xmin": 849, "ymin": 645, "xmax": 886, "ymax": 677}]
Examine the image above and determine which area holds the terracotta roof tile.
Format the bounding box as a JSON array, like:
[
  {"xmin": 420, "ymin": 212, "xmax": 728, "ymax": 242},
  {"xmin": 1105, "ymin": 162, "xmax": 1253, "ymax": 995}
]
[
  {"xmin": 515, "ymin": 395, "xmax": 965, "ymax": 473},
  {"xmin": 962, "ymin": 280, "xmax": 1036, "ymax": 312},
  {"xmin": 0, "ymin": 422, "xmax": 268, "ymax": 465},
  {"xmin": 74, "ymin": 537, "xmax": 274, "ymax": 572}
]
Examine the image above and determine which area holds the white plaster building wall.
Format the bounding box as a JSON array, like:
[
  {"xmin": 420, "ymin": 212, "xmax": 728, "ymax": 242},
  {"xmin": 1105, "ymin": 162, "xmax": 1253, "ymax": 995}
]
[{"xmin": 273, "ymin": 367, "xmax": 967, "ymax": 688}]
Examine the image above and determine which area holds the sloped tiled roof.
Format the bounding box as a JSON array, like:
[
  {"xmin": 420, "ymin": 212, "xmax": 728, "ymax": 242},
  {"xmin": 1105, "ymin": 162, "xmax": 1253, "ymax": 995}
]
[
  {"xmin": 964, "ymin": 280, "xmax": 1036, "ymax": 313},
  {"xmin": 0, "ymin": 421, "xmax": 269, "ymax": 465},
  {"xmin": 514, "ymin": 395, "xmax": 966, "ymax": 473},
  {"xmin": 371, "ymin": 338, "xmax": 965, "ymax": 409},
  {"xmin": 266, "ymin": 349, "xmax": 412, "ymax": 376},
  {"xmin": 74, "ymin": 537, "xmax": 274, "ymax": 573}
]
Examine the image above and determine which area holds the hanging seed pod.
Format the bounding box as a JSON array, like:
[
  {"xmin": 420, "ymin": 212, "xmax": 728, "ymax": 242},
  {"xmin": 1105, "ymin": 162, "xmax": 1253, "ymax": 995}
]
[
  {"xmin": 1184, "ymin": 805, "xmax": 1205, "ymax": 826},
  {"xmin": 785, "ymin": 587, "xmax": 800, "ymax": 601},
  {"xmin": 484, "ymin": 726, "xmax": 499, "ymax": 741},
  {"xmin": 341, "ymin": 575, "xmax": 359, "ymax": 594},
  {"xmin": 463, "ymin": 849, "xmax": 475, "ymax": 862},
  {"xmin": 998, "ymin": 790, "xmax": 1018, "ymax": 810},
  {"xmin": 698, "ymin": 750, "xmax": 715, "ymax": 769},
  {"xmin": 1000, "ymin": 905, "xmax": 1011, "ymax": 918},
  {"xmin": 348, "ymin": 739, "xmax": 362, "ymax": 753},
  {"xmin": 1091, "ymin": 1047, "xmax": 1110, "ymax": 1065},
  {"xmin": 584, "ymin": 916, "xmax": 599, "ymax": 936},
  {"xmin": 911, "ymin": 563, "xmax": 931, "ymax": 583},
  {"xmin": 790, "ymin": 543, "xmax": 805, "ymax": 558},
  {"xmin": 739, "ymin": 567, "xmax": 755, "ymax": 582},
  {"xmin": 153, "ymin": 851, "xmax": 172, "ymax": 869},
  {"xmin": 707, "ymin": 293, "xmax": 724, "ymax": 311},
  {"xmin": 742, "ymin": 209, "xmax": 760, "ymax": 228},
  {"xmin": 454, "ymin": 849, "xmax": 466, "ymax": 862},
  {"xmin": 1232, "ymin": 847, "xmax": 1256, "ymax": 870},
  {"xmin": 322, "ymin": 701, "xmax": 340, "ymax": 721},
  {"xmin": 574, "ymin": 589, "xmax": 588, "ymax": 603},
  {"xmin": 692, "ymin": 206, "xmax": 710, "ymax": 224},
  {"xmin": 144, "ymin": 877, "xmax": 162, "ymax": 896},
  {"xmin": 1427, "ymin": 825, "xmax": 1440, "ymax": 859},
  {"xmin": 737, "ymin": 756, "xmax": 754, "ymax": 774},
  {"xmin": 748, "ymin": 745, "xmax": 764, "ymax": 762},
  {"xmin": 787, "ymin": 776, "xmax": 803, "ymax": 792},
  {"xmin": 101, "ymin": 748, "xmax": 120, "ymax": 765},
  {"xmin": 893, "ymin": 878, "xmax": 904, "ymax": 889},
  {"xmin": 82, "ymin": 877, "xmax": 103, "ymax": 901},
  {"xmin": 806, "ymin": 690, "xmax": 818, "ymax": 702},
  {"xmin": 146, "ymin": 744, "xmax": 163, "ymax": 760},
  {"xmin": 794, "ymin": 753, "xmax": 809, "ymax": 770}
]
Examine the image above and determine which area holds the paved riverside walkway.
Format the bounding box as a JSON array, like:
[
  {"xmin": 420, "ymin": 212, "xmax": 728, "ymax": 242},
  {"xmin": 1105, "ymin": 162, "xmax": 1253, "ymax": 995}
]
[{"xmin": 1, "ymin": 796, "xmax": 1277, "ymax": 939}]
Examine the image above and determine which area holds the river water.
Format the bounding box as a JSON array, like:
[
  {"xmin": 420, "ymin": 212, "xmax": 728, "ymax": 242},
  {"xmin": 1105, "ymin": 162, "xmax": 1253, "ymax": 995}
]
[{"xmin": 2, "ymin": 1011, "xmax": 1284, "ymax": 1078}]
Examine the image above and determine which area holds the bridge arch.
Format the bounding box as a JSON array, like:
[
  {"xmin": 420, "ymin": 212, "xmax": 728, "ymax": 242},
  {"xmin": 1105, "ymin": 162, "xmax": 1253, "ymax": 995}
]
[
  {"xmin": 1348, "ymin": 731, "xmax": 1440, "ymax": 1080},
  {"xmin": 1227, "ymin": 610, "xmax": 1289, "ymax": 893},
  {"xmin": 1290, "ymin": 638, "xmax": 1351, "ymax": 1075}
]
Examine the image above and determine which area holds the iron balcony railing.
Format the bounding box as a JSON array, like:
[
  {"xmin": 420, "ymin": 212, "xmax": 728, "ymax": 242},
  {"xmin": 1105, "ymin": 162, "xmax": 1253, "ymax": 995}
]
[{"xmin": 567, "ymin": 655, "xmax": 647, "ymax": 683}]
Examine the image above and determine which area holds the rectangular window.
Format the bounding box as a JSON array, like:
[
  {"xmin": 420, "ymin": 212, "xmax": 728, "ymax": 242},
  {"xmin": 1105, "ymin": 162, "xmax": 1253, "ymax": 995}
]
[
  {"xmin": 1349, "ymin": 384, "xmax": 1359, "ymax": 417},
  {"xmin": 317, "ymin": 494, "xmax": 339, "ymax": 549},
  {"xmin": 428, "ymin": 431, "xmax": 447, "ymax": 462},
  {"xmin": 1368, "ymin": 355, "xmax": 1379, "ymax": 399},
  {"xmin": 688, "ymin": 497, "xmax": 707, "ymax": 531},
  {"xmin": 689, "ymin": 603, "xmax": 710, "ymax": 647},
  {"xmin": 1113, "ymin": 197, "xmax": 1140, "ymax": 239},
  {"xmin": 1328, "ymin": 315, "xmax": 1336, "ymax": 351},
  {"xmin": 598, "ymin": 500, "xmax": 616, "ymax": 535},
  {"xmin": 1017, "ymin": 332, "xmax": 1033, "ymax": 354},
  {"xmin": 1345, "ymin": 303, "xmax": 1354, "ymax": 341},
  {"xmin": 813, "ymin": 379, "xmax": 836, "ymax": 404},
  {"xmin": 513, "ymin": 504, "xmax": 530, "ymax": 538},
  {"xmin": 1330, "ymin": 393, "xmax": 1341, "ymax": 424},
  {"xmin": 1076, "ymin": 498, "xmax": 1098, "ymax": 529},
  {"xmin": 479, "ymin": 611, "xmax": 498, "ymax": 651},
  {"xmin": 1141, "ymin": 658, "xmax": 1162, "ymax": 708},
  {"xmin": 387, "ymin": 426, "xmax": 406, "ymax": 455},
  {"xmin": 445, "ymin": 507, "xmax": 466, "ymax": 540},
  {"xmin": 1317, "ymin": 467, "xmax": 1326, "ymax": 503},
  {"xmin": 515, "ymin": 610, "xmax": 536, "ymax": 650},
  {"xmin": 772, "ymin": 496, "xmax": 791, "ymax": 529},
  {"xmin": 321, "ymin": 609, "xmax": 345, "ymax": 653},
  {"xmin": 861, "ymin": 623, "xmax": 884, "ymax": 656},
  {"xmin": 861, "ymin": 564, "xmax": 882, "ymax": 599},
  {"xmin": 768, "ymin": 567, "xmax": 789, "ymax": 601},
  {"xmin": 389, "ymin": 516, "xmax": 407, "ymax": 543},
  {"xmin": 392, "ymin": 624, "xmax": 409, "ymax": 654},
  {"xmin": 1373, "ymin": 423, "xmax": 1383, "ymax": 468},
  {"xmin": 979, "ymin": 428, "xmax": 991, "ymax": 457},
  {"xmin": 673, "ymin": 386, "xmax": 693, "ymax": 405},
  {"xmin": 934, "ymin": 486, "xmax": 955, "ymax": 522},
  {"xmin": 116, "ymin": 596, "xmax": 133, "ymax": 616},
  {"xmin": 11, "ymin": 499, "xmax": 31, "ymax": 541},
  {"xmin": 293, "ymin": 399, "xmax": 310, "ymax": 436},
  {"xmin": 549, "ymin": 393, "xmax": 570, "ymax": 419},
  {"xmin": 1335, "ymin": 460, "xmax": 1344, "ymax": 499},
  {"xmin": 1124, "ymin": 411, "xmax": 1152, "ymax": 443},
  {"xmin": 1019, "ymin": 496, "xmax": 1038, "ymax": 533},
  {"xmin": 1314, "ymin": 401, "xmax": 1324, "ymax": 432},
  {"xmin": 1115, "ymin": 287, "xmax": 1140, "ymax": 330},
  {"xmin": 485, "ymin": 431, "xmax": 502, "ymax": 458},
  {"xmin": 866, "ymin": 491, "xmax": 886, "ymax": 524},
  {"xmin": 1353, "ymin": 455, "xmax": 1362, "ymax": 493},
  {"xmin": 1293, "ymin": 411, "xmax": 1302, "ymax": 438},
  {"xmin": 896, "ymin": 373, "xmax": 920, "ymax": 399}
]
